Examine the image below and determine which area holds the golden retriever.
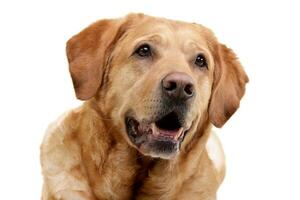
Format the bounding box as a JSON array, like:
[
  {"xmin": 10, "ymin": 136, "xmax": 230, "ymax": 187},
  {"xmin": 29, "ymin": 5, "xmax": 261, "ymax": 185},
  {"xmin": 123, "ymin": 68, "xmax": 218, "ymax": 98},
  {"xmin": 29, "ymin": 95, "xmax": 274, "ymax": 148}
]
[{"xmin": 40, "ymin": 13, "xmax": 248, "ymax": 200}]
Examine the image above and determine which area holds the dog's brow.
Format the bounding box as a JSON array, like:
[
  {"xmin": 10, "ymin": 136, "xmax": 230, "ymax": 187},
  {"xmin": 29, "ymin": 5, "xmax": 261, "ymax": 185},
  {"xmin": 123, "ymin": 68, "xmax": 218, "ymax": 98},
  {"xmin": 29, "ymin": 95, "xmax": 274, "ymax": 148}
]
[
  {"xmin": 137, "ymin": 34, "xmax": 164, "ymax": 44},
  {"xmin": 182, "ymin": 40, "xmax": 210, "ymax": 56},
  {"xmin": 186, "ymin": 41, "xmax": 207, "ymax": 51}
]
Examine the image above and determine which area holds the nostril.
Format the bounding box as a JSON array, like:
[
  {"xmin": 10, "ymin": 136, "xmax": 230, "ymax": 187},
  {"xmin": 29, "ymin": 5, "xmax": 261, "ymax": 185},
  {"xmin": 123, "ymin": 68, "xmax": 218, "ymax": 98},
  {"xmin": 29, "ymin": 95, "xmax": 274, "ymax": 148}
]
[
  {"xmin": 164, "ymin": 81, "xmax": 177, "ymax": 91},
  {"xmin": 162, "ymin": 72, "xmax": 194, "ymax": 99},
  {"xmin": 184, "ymin": 84, "xmax": 194, "ymax": 96}
]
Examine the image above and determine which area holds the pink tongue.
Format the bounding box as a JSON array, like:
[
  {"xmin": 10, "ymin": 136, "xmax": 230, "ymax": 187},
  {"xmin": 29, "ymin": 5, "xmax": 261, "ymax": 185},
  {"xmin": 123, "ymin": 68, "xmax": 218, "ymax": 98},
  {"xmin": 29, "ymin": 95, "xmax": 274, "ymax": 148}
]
[
  {"xmin": 152, "ymin": 124, "xmax": 183, "ymax": 140},
  {"xmin": 137, "ymin": 123, "xmax": 183, "ymax": 140},
  {"xmin": 158, "ymin": 129, "xmax": 179, "ymax": 136}
]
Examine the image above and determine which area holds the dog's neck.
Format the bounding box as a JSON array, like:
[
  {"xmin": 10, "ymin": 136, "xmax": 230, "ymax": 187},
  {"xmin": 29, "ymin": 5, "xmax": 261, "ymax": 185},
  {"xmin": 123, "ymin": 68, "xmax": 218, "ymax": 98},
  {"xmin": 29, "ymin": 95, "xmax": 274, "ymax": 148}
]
[
  {"xmin": 75, "ymin": 101, "xmax": 213, "ymax": 197},
  {"xmin": 131, "ymin": 153, "xmax": 158, "ymax": 196}
]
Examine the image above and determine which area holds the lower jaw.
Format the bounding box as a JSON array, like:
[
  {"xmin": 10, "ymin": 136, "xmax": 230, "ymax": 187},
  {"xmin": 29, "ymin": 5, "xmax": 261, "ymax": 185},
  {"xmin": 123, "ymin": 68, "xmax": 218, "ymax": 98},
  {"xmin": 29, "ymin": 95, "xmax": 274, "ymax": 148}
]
[
  {"xmin": 130, "ymin": 134, "xmax": 181, "ymax": 159},
  {"xmin": 139, "ymin": 141, "xmax": 179, "ymax": 159},
  {"xmin": 125, "ymin": 117, "xmax": 192, "ymax": 159}
]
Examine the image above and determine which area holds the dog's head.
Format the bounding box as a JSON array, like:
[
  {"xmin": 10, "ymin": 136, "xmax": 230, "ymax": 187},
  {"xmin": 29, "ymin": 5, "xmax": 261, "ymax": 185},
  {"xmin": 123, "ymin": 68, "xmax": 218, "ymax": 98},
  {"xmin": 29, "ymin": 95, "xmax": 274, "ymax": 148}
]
[{"xmin": 66, "ymin": 14, "xmax": 248, "ymax": 159}]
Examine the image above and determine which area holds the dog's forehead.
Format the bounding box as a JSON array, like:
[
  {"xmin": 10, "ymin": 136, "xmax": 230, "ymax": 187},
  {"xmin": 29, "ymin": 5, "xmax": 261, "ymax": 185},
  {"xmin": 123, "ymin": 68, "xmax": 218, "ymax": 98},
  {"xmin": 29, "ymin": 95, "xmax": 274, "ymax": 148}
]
[{"xmin": 127, "ymin": 18, "xmax": 213, "ymax": 47}]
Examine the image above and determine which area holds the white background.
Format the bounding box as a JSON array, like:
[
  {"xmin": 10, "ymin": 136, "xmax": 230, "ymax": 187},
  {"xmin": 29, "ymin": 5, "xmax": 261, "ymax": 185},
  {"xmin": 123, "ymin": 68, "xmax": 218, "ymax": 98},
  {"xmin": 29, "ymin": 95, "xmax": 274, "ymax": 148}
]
[{"xmin": 0, "ymin": 0, "xmax": 299, "ymax": 199}]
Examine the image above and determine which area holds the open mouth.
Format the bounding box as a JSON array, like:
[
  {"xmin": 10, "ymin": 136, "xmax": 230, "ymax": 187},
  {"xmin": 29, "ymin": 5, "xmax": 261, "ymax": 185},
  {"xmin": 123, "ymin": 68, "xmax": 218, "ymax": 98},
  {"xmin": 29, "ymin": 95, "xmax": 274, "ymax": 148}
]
[{"xmin": 125, "ymin": 111, "xmax": 188, "ymax": 146}]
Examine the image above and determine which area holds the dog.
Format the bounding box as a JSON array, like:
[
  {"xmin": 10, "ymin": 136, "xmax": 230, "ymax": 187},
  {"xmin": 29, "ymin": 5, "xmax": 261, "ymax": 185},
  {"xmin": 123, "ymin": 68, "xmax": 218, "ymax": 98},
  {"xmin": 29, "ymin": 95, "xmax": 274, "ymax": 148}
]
[{"xmin": 40, "ymin": 13, "xmax": 248, "ymax": 200}]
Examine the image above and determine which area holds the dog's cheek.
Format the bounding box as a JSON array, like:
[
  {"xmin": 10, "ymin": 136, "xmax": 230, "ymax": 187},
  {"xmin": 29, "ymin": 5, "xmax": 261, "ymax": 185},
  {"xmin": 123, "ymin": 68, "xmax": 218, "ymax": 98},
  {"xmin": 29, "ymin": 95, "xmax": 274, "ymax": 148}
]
[
  {"xmin": 136, "ymin": 70, "xmax": 166, "ymax": 118},
  {"xmin": 191, "ymin": 77, "xmax": 212, "ymax": 120},
  {"xmin": 105, "ymin": 63, "xmax": 142, "ymax": 122}
]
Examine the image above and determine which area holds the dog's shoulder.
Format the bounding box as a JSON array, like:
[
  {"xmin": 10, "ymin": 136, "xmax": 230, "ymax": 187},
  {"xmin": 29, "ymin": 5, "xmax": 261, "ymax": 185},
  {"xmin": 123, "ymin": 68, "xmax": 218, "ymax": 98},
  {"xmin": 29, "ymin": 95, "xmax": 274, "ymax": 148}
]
[
  {"xmin": 41, "ymin": 107, "xmax": 87, "ymax": 172},
  {"xmin": 41, "ymin": 108, "xmax": 82, "ymax": 150},
  {"xmin": 40, "ymin": 108, "xmax": 83, "ymax": 172},
  {"xmin": 40, "ymin": 107, "xmax": 94, "ymax": 198},
  {"xmin": 205, "ymin": 131, "xmax": 226, "ymax": 183}
]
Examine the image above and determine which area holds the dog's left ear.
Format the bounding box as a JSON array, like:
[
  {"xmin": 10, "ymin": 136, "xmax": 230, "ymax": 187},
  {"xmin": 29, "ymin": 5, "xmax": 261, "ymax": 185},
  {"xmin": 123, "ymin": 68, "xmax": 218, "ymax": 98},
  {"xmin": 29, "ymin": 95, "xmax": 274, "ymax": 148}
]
[
  {"xmin": 66, "ymin": 13, "xmax": 144, "ymax": 100},
  {"xmin": 66, "ymin": 19, "xmax": 122, "ymax": 100},
  {"xmin": 209, "ymin": 44, "xmax": 249, "ymax": 128}
]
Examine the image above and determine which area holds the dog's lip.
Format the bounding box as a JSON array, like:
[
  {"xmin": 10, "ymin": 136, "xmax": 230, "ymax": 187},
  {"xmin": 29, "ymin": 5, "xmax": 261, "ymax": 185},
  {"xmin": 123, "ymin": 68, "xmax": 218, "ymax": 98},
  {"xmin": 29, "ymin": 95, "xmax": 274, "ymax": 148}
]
[
  {"xmin": 151, "ymin": 123, "xmax": 184, "ymax": 140},
  {"xmin": 125, "ymin": 116, "xmax": 190, "ymax": 142}
]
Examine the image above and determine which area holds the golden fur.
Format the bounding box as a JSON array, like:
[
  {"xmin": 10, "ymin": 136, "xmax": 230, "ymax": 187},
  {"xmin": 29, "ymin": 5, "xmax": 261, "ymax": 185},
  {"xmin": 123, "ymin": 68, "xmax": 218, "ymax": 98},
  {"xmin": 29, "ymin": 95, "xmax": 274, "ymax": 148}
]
[{"xmin": 40, "ymin": 14, "xmax": 248, "ymax": 200}]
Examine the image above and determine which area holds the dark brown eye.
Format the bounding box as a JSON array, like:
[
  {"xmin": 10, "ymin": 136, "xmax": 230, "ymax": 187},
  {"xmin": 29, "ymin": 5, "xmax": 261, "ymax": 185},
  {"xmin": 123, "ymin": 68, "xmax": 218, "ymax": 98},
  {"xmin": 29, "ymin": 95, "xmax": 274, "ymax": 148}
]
[
  {"xmin": 135, "ymin": 44, "xmax": 152, "ymax": 57},
  {"xmin": 195, "ymin": 54, "xmax": 207, "ymax": 68}
]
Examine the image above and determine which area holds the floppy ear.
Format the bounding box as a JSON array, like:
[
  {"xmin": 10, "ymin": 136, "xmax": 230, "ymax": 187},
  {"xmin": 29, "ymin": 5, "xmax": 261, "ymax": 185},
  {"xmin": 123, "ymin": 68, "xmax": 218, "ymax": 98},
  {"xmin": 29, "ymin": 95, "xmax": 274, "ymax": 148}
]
[
  {"xmin": 66, "ymin": 18, "xmax": 124, "ymax": 100},
  {"xmin": 209, "ymin": 44, "xmax": 249, "ymax": 128}
]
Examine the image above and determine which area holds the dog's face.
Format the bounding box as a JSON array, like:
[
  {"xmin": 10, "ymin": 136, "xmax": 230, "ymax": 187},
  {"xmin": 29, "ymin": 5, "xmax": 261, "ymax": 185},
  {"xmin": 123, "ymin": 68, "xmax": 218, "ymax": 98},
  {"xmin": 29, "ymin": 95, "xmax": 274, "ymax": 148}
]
[{"xmin": 66, "ymin": 14, "xmax": 248, "ymax": 159}]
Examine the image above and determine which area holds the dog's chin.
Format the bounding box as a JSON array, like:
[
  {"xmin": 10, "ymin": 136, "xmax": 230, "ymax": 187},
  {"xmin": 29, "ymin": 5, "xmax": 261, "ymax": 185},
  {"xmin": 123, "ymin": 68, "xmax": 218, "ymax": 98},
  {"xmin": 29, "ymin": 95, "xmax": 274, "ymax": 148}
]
[{"xmin": 125, "ymin": 111, "xmax": 191, "ymax": 159}]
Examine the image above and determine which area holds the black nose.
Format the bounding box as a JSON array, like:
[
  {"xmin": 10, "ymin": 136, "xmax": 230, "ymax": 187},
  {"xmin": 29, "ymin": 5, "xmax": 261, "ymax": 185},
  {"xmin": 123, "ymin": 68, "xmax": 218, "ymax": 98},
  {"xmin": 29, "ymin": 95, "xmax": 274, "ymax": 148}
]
[{"xmin": 162, "ymin": 72, "xmax": 195, "ymax": 101}]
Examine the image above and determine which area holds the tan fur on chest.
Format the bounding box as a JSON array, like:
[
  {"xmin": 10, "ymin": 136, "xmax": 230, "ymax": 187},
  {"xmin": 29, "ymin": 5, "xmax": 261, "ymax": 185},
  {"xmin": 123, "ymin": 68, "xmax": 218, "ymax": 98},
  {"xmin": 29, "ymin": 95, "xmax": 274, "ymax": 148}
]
[{"xmin": 41, "ymin": 106, "xmax": 222, "ymax": 200}]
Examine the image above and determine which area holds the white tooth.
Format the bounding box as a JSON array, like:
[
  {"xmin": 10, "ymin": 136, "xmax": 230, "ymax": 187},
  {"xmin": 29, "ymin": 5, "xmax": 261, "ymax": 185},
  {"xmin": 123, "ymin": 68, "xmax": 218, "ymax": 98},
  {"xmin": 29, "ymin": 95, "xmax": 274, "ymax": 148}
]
[
  {"xmin": 175, "ymin": 128, "xmax": 184, "ymax": 140},
  {"xmin": 151, "ymin": 123, "xmax": 160, "ymax": 136}
]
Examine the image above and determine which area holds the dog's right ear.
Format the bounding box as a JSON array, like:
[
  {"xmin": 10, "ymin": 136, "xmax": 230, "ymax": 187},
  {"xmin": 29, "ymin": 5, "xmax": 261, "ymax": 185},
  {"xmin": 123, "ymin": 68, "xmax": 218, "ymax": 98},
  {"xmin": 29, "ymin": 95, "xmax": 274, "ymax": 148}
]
[
  {"xmin": 209, "ymin": 44, "xmax": 249, "ymax": 128},
  {"xmin": 66, "ymin": 17, "xmax": 132, "ymax": 100}
]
